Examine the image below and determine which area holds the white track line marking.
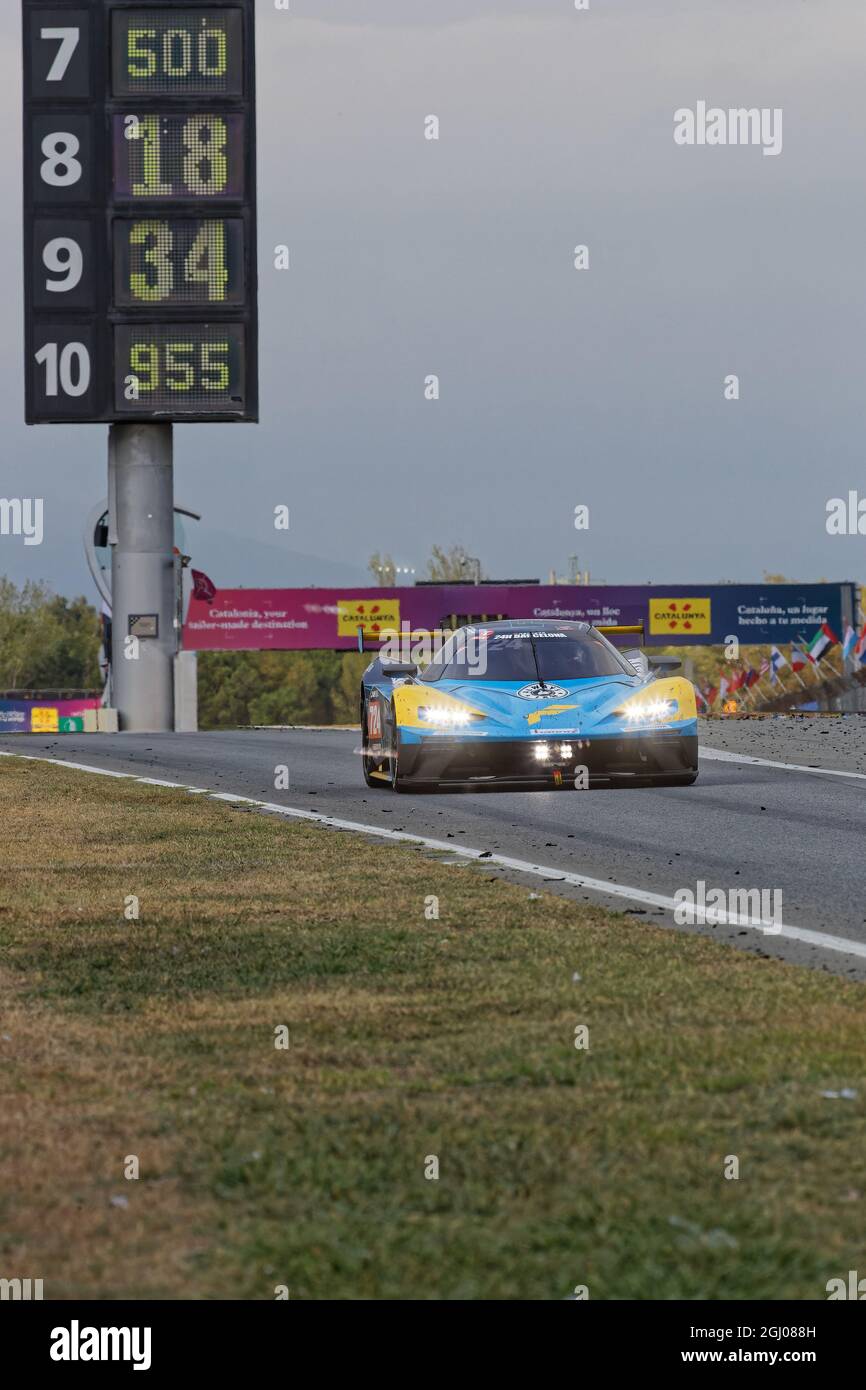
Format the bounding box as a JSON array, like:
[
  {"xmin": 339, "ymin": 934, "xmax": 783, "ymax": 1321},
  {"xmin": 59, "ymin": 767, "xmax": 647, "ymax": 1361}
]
[
  {"xmin": 701, "ymin": 746, "xmax": 866, "ymax": 782},
  {"xmin": 3, "ymin": 750, "xmax": 866, "ymax": 961}
]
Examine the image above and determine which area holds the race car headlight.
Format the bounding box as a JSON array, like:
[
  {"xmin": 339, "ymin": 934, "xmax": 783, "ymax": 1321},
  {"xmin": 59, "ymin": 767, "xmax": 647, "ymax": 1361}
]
[
  {"xmin": 621, "ymin": 698, "xmax": 678, "ymax": 724},
  {"xmin": 418, "ymin": 704, "xmax": 477, "ymax": 727}
]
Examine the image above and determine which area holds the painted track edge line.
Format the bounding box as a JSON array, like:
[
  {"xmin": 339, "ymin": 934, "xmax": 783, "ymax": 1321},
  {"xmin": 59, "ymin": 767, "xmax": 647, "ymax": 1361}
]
[
  {"xmin": 4, "ymin": 750, "xmax": 866, "ymax": 961},
  {"xmin": 701, "ymin": 746, "xmax": 866, "ymax": 782}
]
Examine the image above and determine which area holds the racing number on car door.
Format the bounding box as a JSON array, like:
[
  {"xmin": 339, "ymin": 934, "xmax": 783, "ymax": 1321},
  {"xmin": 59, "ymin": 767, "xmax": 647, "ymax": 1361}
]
[{"xmin": 367, "ymin": 700, "xmax": 382, "ymax": 741}]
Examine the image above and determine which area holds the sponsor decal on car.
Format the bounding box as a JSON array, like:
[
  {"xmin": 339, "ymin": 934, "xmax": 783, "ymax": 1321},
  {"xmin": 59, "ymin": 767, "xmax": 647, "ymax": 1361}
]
[
  {"xmin": 367, "ymin": 700, "xmax": 382, "ymax": 740},
  {"xmin": 516, "ymin": 682, "xmax": 569, "ymax": 699},
  {"xmin": 493, "ymin": 631, "xmax": 569, "ymax": 640},
  {"xmin": 526, "ymin": 703, "xmax": 579, "ymax": 726}
]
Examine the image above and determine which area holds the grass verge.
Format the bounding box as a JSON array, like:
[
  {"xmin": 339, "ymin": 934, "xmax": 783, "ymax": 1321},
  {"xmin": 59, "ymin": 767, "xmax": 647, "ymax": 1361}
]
[{"xmin": 0, "ymin": 757, "xmax": 864, "ymax": 1300}]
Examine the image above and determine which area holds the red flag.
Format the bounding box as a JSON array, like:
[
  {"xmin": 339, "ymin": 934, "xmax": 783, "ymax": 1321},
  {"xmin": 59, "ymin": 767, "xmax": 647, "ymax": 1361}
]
[
  {"xmin": 191, "ymin": 569, "xmax": 217, "ymax": 604},
  {"xmin": 729, "ymin": 669, "xmax": 745, "ymax": 692}
]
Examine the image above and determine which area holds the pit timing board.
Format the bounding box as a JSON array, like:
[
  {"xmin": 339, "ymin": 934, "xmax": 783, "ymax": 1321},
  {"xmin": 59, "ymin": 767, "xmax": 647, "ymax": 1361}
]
[{"xmin": 23, "ymin": 1, "xmax": 258, "ymax": 422}]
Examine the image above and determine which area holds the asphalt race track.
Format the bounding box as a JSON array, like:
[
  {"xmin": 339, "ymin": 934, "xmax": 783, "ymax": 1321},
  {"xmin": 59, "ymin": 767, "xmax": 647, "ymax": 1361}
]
[{"xmin": 3, "ymin": 720, "xmax": 865, "ymax": 980}]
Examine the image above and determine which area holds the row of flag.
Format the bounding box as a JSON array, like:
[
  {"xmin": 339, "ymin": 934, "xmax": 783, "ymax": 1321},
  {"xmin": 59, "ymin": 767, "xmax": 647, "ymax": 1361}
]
[{"xmin": 698, "ymin": 621, "xmax": 866, "ymax": 710}]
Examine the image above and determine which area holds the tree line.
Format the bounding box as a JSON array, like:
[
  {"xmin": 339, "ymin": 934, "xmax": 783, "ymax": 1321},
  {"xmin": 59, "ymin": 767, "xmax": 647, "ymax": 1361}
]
[
  {"xmin": 0, "ymin": 546, "xmax": 481, "ymax": 723},
  {"xmin": 0, "ymin": 578, "xmax": 101, "ymax": 690}
]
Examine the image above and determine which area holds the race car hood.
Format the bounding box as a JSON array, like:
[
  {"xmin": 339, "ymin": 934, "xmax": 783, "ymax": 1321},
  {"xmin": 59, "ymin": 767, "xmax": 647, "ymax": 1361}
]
[{"xmin": 441, "ymin": 675, "xmax": 634, "ymax": 728}]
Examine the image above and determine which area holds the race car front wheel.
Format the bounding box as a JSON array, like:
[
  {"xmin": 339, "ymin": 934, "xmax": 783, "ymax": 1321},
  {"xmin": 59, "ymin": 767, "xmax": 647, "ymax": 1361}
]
[
  {"xmin": 363, "ymin": 752, "xmax": 390, "ymax": 789},
  {"xmin": 387, "ymin": 702, "xmax": 406, "ymax": 791}
]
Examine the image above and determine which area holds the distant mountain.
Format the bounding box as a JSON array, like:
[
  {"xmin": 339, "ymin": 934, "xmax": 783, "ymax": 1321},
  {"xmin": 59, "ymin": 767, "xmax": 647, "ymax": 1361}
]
[
  {"xmin": 2, "ymin": 525, "xmax": 369, "ymax": 603},
  {"xmin": 189, "ymin": 527, "xmax": 370, "ymax": 589}
]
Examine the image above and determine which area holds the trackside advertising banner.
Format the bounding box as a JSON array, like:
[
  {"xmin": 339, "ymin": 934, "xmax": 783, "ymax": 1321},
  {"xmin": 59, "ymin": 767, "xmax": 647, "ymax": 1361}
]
[
  {"xmin": 183, "ymin": 583, "xmax": 856, "ymax": 652},
  {"xmin": 0, "ymin": 698, "xmax": 100, "ymax": 733}
]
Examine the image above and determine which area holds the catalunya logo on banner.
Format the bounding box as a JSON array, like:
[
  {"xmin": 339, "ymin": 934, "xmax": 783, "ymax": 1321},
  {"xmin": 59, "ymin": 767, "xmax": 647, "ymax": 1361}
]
[
  {"xmin": 649, "ymin": 598, "xmax": 712, "ymax": 636},
  {"xmin": 337, "ymin": 598, "xmax": 401, "ymax": 639}
]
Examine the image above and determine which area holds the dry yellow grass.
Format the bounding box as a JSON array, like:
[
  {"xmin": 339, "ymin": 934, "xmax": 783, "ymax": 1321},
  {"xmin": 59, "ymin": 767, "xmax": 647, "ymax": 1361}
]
[{"xmin": 1, "ymin": 756, "xmax": 864, "ymax": 1300}]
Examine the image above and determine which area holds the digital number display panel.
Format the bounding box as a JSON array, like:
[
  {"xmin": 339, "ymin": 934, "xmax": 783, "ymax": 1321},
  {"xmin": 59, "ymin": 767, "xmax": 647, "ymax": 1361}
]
[
  {"xmin": 24, "ymin": 1, "xmax": 258, "ymax": 425},
  {"xmin": 113, "ymin": 218, "xmax": 246, "ymax": 307},
  {"xmin": 112, "ymin": 9, "xmax": 244, "ymax": 97},
  {"xmin": 114, "ymin": 324, "xmax": 246, "ymax": 416},
  {"xmin": 113, "ymin": 114, "xmax": 246, "ymax": 201}
]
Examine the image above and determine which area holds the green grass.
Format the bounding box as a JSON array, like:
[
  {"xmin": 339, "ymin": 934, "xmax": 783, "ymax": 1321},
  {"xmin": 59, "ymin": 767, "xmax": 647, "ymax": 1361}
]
[{"xmin": 0, "ymin": 757, "xmax": 863, "ymax": 1300}]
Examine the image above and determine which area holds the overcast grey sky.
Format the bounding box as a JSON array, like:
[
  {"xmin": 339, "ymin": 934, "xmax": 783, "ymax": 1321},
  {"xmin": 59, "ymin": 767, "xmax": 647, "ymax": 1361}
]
[{"xmin": 3, "ymin": 0, "xmax": 866, "ymax": 596}]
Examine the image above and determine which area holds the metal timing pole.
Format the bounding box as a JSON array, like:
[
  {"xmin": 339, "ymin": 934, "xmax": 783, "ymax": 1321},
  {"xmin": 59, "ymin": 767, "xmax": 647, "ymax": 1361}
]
[{"xmin": 109, "ymin": 423, "xmax": 176, "ymax": 731}]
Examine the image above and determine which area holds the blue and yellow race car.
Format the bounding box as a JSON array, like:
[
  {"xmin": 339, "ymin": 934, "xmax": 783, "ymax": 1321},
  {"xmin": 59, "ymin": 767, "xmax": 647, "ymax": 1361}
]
[{"xmin": 359, "ymin": 619, "xmax": 698, "ymax": 791}]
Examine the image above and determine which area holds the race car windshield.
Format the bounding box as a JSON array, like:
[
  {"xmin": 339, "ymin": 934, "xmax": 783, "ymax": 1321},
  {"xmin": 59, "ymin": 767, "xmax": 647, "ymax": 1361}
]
[{"xmin": 419, "ymin": 629, "xmax": 634, "ymax": 682}]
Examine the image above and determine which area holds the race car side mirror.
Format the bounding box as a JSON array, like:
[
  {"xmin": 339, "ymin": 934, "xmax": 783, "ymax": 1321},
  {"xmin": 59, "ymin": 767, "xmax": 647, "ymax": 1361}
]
[
  {"xmin": 623, "ymin": 648, "xmax": 649, "ymax": 677},
  {"xmin": 381, "ymin": 661, "xmax": 418, "ymax": 677},
  {"xmin": 649, "ymin": 656, "xmax": 681, "ymax": 674}
]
